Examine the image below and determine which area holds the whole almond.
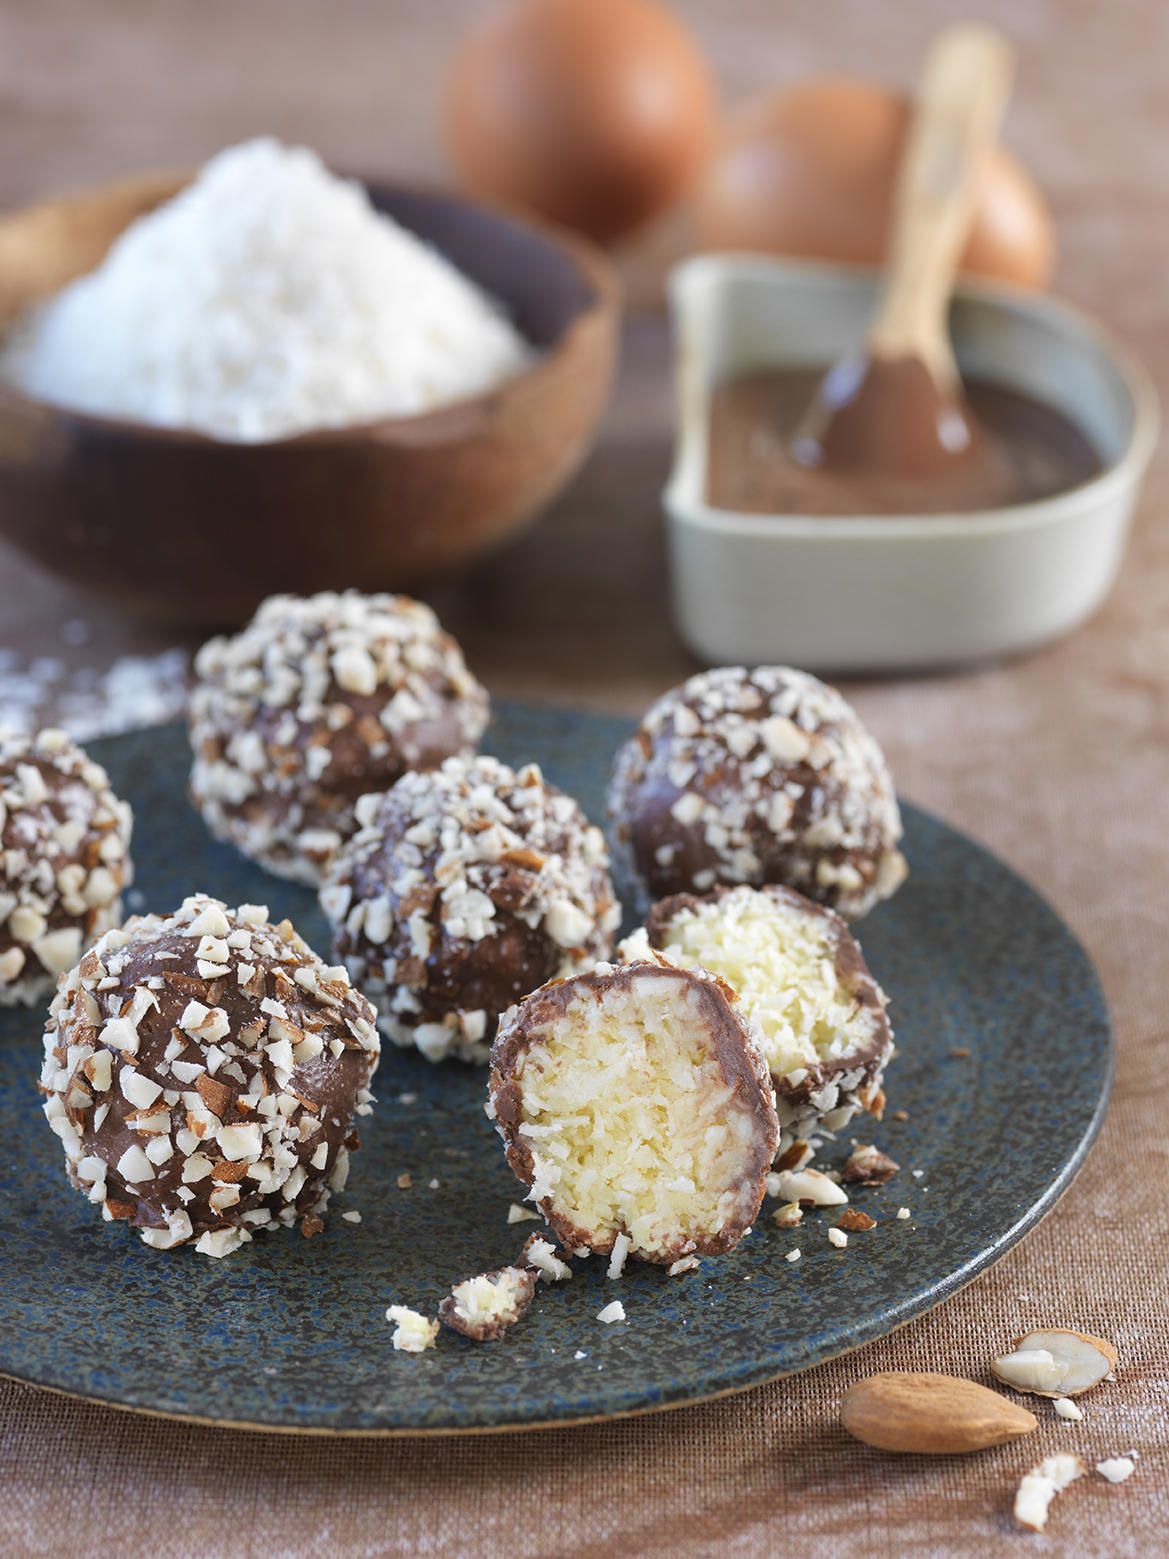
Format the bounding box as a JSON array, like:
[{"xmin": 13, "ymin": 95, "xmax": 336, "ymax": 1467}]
[{"xmin": 841, "ymin": 1372, "xmax": 1037, "ymax": 1454}]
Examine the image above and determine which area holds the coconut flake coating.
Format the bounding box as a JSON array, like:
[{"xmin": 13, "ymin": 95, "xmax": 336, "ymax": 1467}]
[
  {"xmin": 629, "ymin": 883, "xmax": 893, "ymax": 1161},
  {"xmin": 39, "ymin": 894, "xmax": 379, "ymax": 1257},
  {"xmin": 608, "ymin": 666, "xmax": 906, "ymax": 918},
  {"xmin": 488, "ymin": 960, "xmax": 779, "ymax": 1264},
  {"xmin": 0, "ymin": 728, "xmax": 133, "ymax": 1007},
  {"xmin": 323, "ymin": 755, "xmax": 620, "ymax": 1063},
  {"xmin": 188, "ymin": 591, "xmax": 489, "ymax": 885}
]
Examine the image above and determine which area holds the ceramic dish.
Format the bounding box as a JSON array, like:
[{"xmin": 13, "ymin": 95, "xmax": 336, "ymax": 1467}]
[
  {"xmin": 0, "ymin": 702, "xmax": 1110, "ymax": 1433},
  {"xmin": 665, "ymin": 256, "xmax": 1158, "ymax": 673},
  {"xmin": 0, "ymin": 175, "xmax": 618, "ymax": 626}
]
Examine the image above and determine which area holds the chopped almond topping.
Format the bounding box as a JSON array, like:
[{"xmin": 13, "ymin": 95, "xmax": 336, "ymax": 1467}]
[
  {"xmin": 837, "ymin": 1207, "xmax": 877, "ymax": 1232},
  {"xmin": 196, "ymin": 1073, "xmax": 233, "ymax": 1118}
]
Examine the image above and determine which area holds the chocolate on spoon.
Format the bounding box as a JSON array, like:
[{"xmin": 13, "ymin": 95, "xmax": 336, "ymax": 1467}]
[{"xmin": 792, "ymin": 25, "xmax": 1017, "ymax": 511}]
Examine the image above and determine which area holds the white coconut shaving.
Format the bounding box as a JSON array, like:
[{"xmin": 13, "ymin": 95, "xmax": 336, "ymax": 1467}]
[{"xmin": 1, "ymin": 139, "xmax": 532, "ymax": 441}]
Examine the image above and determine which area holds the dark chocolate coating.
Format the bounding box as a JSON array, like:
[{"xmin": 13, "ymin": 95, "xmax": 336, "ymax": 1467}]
[
  {"xmin": 188, "ymin": 592, "xmax": 490, "ymax": 884},
  {"xmin": 42, "ymin": 902, "xmax": 378, "ymax": 1247},
  {"xmin": 608, "ymin": 667, "xmax": 905, "ymax": 918},
  {"xmin": 0, "ymin": 731, "xmax": 131, "ymax": 1003},
  {"xmin": 326, "ymin": 756, "xmax": 618, "ymax": 1060}
]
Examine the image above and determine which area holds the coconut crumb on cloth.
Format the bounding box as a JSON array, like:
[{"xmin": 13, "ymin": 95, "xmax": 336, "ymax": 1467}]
[
  {"xmin": 1013, "ymin": 1453, "xmax": 1084, "ymax": 1532},
  {"xmin": 1096, "ymin": 1456, "xmax": 1136, "ymax": 1484}
]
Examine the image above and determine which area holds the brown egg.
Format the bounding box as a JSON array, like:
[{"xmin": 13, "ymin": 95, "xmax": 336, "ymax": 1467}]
[
  {"xmin": 446, "ymin": 0, "xmax": 717, "ymax": 245},
  {"xmin": 693, "ymin": 77, "xmax": 1055, "ymax": 290}
]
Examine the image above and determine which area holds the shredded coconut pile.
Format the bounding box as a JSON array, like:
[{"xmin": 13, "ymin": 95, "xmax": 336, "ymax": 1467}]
[
  {"xmin": 0, "ymin": 645, "xmax": 189, "ymax": 740},
  {"xmin": 1, "ymin": 138, "xmax": 533, "ymax": 441}
]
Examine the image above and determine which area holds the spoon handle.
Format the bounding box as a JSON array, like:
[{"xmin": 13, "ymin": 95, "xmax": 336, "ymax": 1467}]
[{"xmin": 869, "ymin": 24, "xmax": 1015, "ymax": 382}]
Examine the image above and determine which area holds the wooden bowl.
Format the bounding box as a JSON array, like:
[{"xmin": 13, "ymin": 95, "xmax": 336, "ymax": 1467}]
[{"xmin": 0, "ymin": 173, "xmax": 619, "ymax": 625}]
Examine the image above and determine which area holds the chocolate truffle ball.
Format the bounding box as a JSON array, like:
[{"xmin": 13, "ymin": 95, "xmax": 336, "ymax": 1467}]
[
  {"xmin": 0, "ymin": 728, "xmax": 132, "ymax": 1007},
  {"xmin": 188, "ymin": 591, "xmax": 489, "ymax": 885},
  {"xmin": 39, "ymin": 894, "xmax": 379, "ymax": 1257},
  {"xmin": 323, "ymin": 755, "xmax": 620, "ymax": 1063},
  {"xmin": 625, "ymin": 882, "xmax": 894, "ymax": 1162},
  {"xmin": 609, "ymin": 665, "xmax": 906, "ymax": 918},
  {"xmin": 489, "ymin": 960, "xmax": 779, "ymax": 1265}
]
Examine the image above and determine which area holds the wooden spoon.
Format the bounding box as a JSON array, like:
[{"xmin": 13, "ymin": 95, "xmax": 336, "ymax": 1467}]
[{"xmin": 793, "ymin": 24, "xmax": 1016, "ymax": 494}]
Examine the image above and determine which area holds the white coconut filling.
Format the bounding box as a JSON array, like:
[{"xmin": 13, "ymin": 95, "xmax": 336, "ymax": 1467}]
[
  {"xmin": 513, "ymin": 973, "xmax": 763, "ymax": 1257},
  {"xmin": 449, "ymin": 1268, "xmax": 530, "ymax": 1326},
  {"xmin": 628, "ymin": 890, "xmax": 880, "ymax": 1081}
]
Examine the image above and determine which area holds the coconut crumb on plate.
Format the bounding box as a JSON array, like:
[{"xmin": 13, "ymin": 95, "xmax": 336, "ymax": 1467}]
[
  {"xmin": 521, "ymin": 1234, "xmax": 572, "ymax": 1283},
  {"xmin": 439, "ymin": 1266, "xmax": 537, "ymax": 1342},
  {"xmin": 386, "ymin": 1305, "xmax": 439, "ymax": 1354}
]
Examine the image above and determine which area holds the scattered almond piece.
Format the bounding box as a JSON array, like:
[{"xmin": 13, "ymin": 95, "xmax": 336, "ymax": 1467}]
[
  {"xmin": 1053, "ymin": 1397, "xmax": 1082, "ymax": 1422},
  {"xmin": 842, "ymin": 1373, "xmax": 1037, "ymax": 1456},
  {"xmin": 772, "ymin": 1201, "xmax": 803, "ymax": 1228},
  {"xmin": 769, "ymin": 1167, "xmax": 848, "ymax": 1207},
  {"xmin": 1013, "ymin": 1453, "xmax": 1085, "ymax": 1532},
  {"xmin": 396, "ymin": 1172, "xmax": 413, "ymax": 1190},
  {"xmin": 785, "ymin": 1248, "xmax": 802, "ymax": 1263},
  {"xmin": 828, "ymin": 1227, "xmax": 848, "ymax": 1249},
  {"xmin": 774, "ymin": 1140, "xmax": 813, "ymax": 1173},
  {"xmin": 507, "ymin": 1202, "xmax": 541, "ymax": 1224},
  {"xmin": 842, "ymin": 1145, "xmax": 900, "ymax": 1185},
  {"xmin": 667, "ymin": 1255, "xmax": 700, "ymax": 1276},
  {"xmin": 596, "ymin": 1300, "xmax": 625, "ymax": 1324},
  {"xmin": 993, "ymin": 1348, "xmax": 1063, "ymax": 1394},
  {"xmin": 1096, "ymin": 1456, "xmax": 1136, "ymax": 1484},
  {"xmin": 837, "ymin": 1207, "xmax": 876, "ymax": 1233},
  {"xmin": 896, "ymin": 1206, "xmax": 911, "ymax": 1220},
  {"xmin": 993, "ymin": 1329, "xmax": 1117, "ymax": 1398}
]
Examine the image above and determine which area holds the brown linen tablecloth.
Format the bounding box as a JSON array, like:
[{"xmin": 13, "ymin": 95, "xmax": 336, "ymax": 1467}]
[{"xmin": 1, "ymin": 1, "xmax": 1168, "ymax": 1553}]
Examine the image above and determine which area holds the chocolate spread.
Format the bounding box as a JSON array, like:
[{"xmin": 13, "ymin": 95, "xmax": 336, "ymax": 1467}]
[{"xmin": 705, "ymin": 365, "xmax": 1103, "ymax": 516}]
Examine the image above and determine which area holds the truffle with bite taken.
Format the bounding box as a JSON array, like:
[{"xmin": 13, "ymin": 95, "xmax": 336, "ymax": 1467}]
[
  {"xmin": 39, "ymin": 894, "xmax": 379, "ymax": 1257},
  {"xmin": 608, "ymin": 665, "xmax": 906, "ymax": 918},
  {"xmin": 323, "ymin": 754, "xmax": 620, "ymax": 1063},
  {"xmin": 0, "ymin": 727, "xmax": 132, "ymax": 1007},
  {"xmin": 188, "ymin": 591, "xmax": 489, "ymax": 885},
  {"xmin": 624, "ymin": 882, "xmax": 893, "ymax": 1162},
  {"xmin": 488, "ymin": 959, "xmax": 778, "ymax": 1265}
]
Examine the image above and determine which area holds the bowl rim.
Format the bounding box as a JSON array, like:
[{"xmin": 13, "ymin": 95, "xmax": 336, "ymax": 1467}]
[
  {"xmin": 0, "ymin": 173, "xmax": 619, "ymax": 448},
  {"xmin": 664, "ymin": 252, "xmax": 1160, "ymax": 541}
]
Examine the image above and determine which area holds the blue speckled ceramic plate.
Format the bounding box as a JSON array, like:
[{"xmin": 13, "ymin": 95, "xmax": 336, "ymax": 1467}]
[{"xmin": 0, "ymin": 702, "xmax": 1111, "ymax": 1434}]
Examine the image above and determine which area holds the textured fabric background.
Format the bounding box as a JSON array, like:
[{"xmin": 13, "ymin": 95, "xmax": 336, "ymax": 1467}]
[{"xmin": 1, "ymin": 1, "xmax": 1167, "ymax": 1554}]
